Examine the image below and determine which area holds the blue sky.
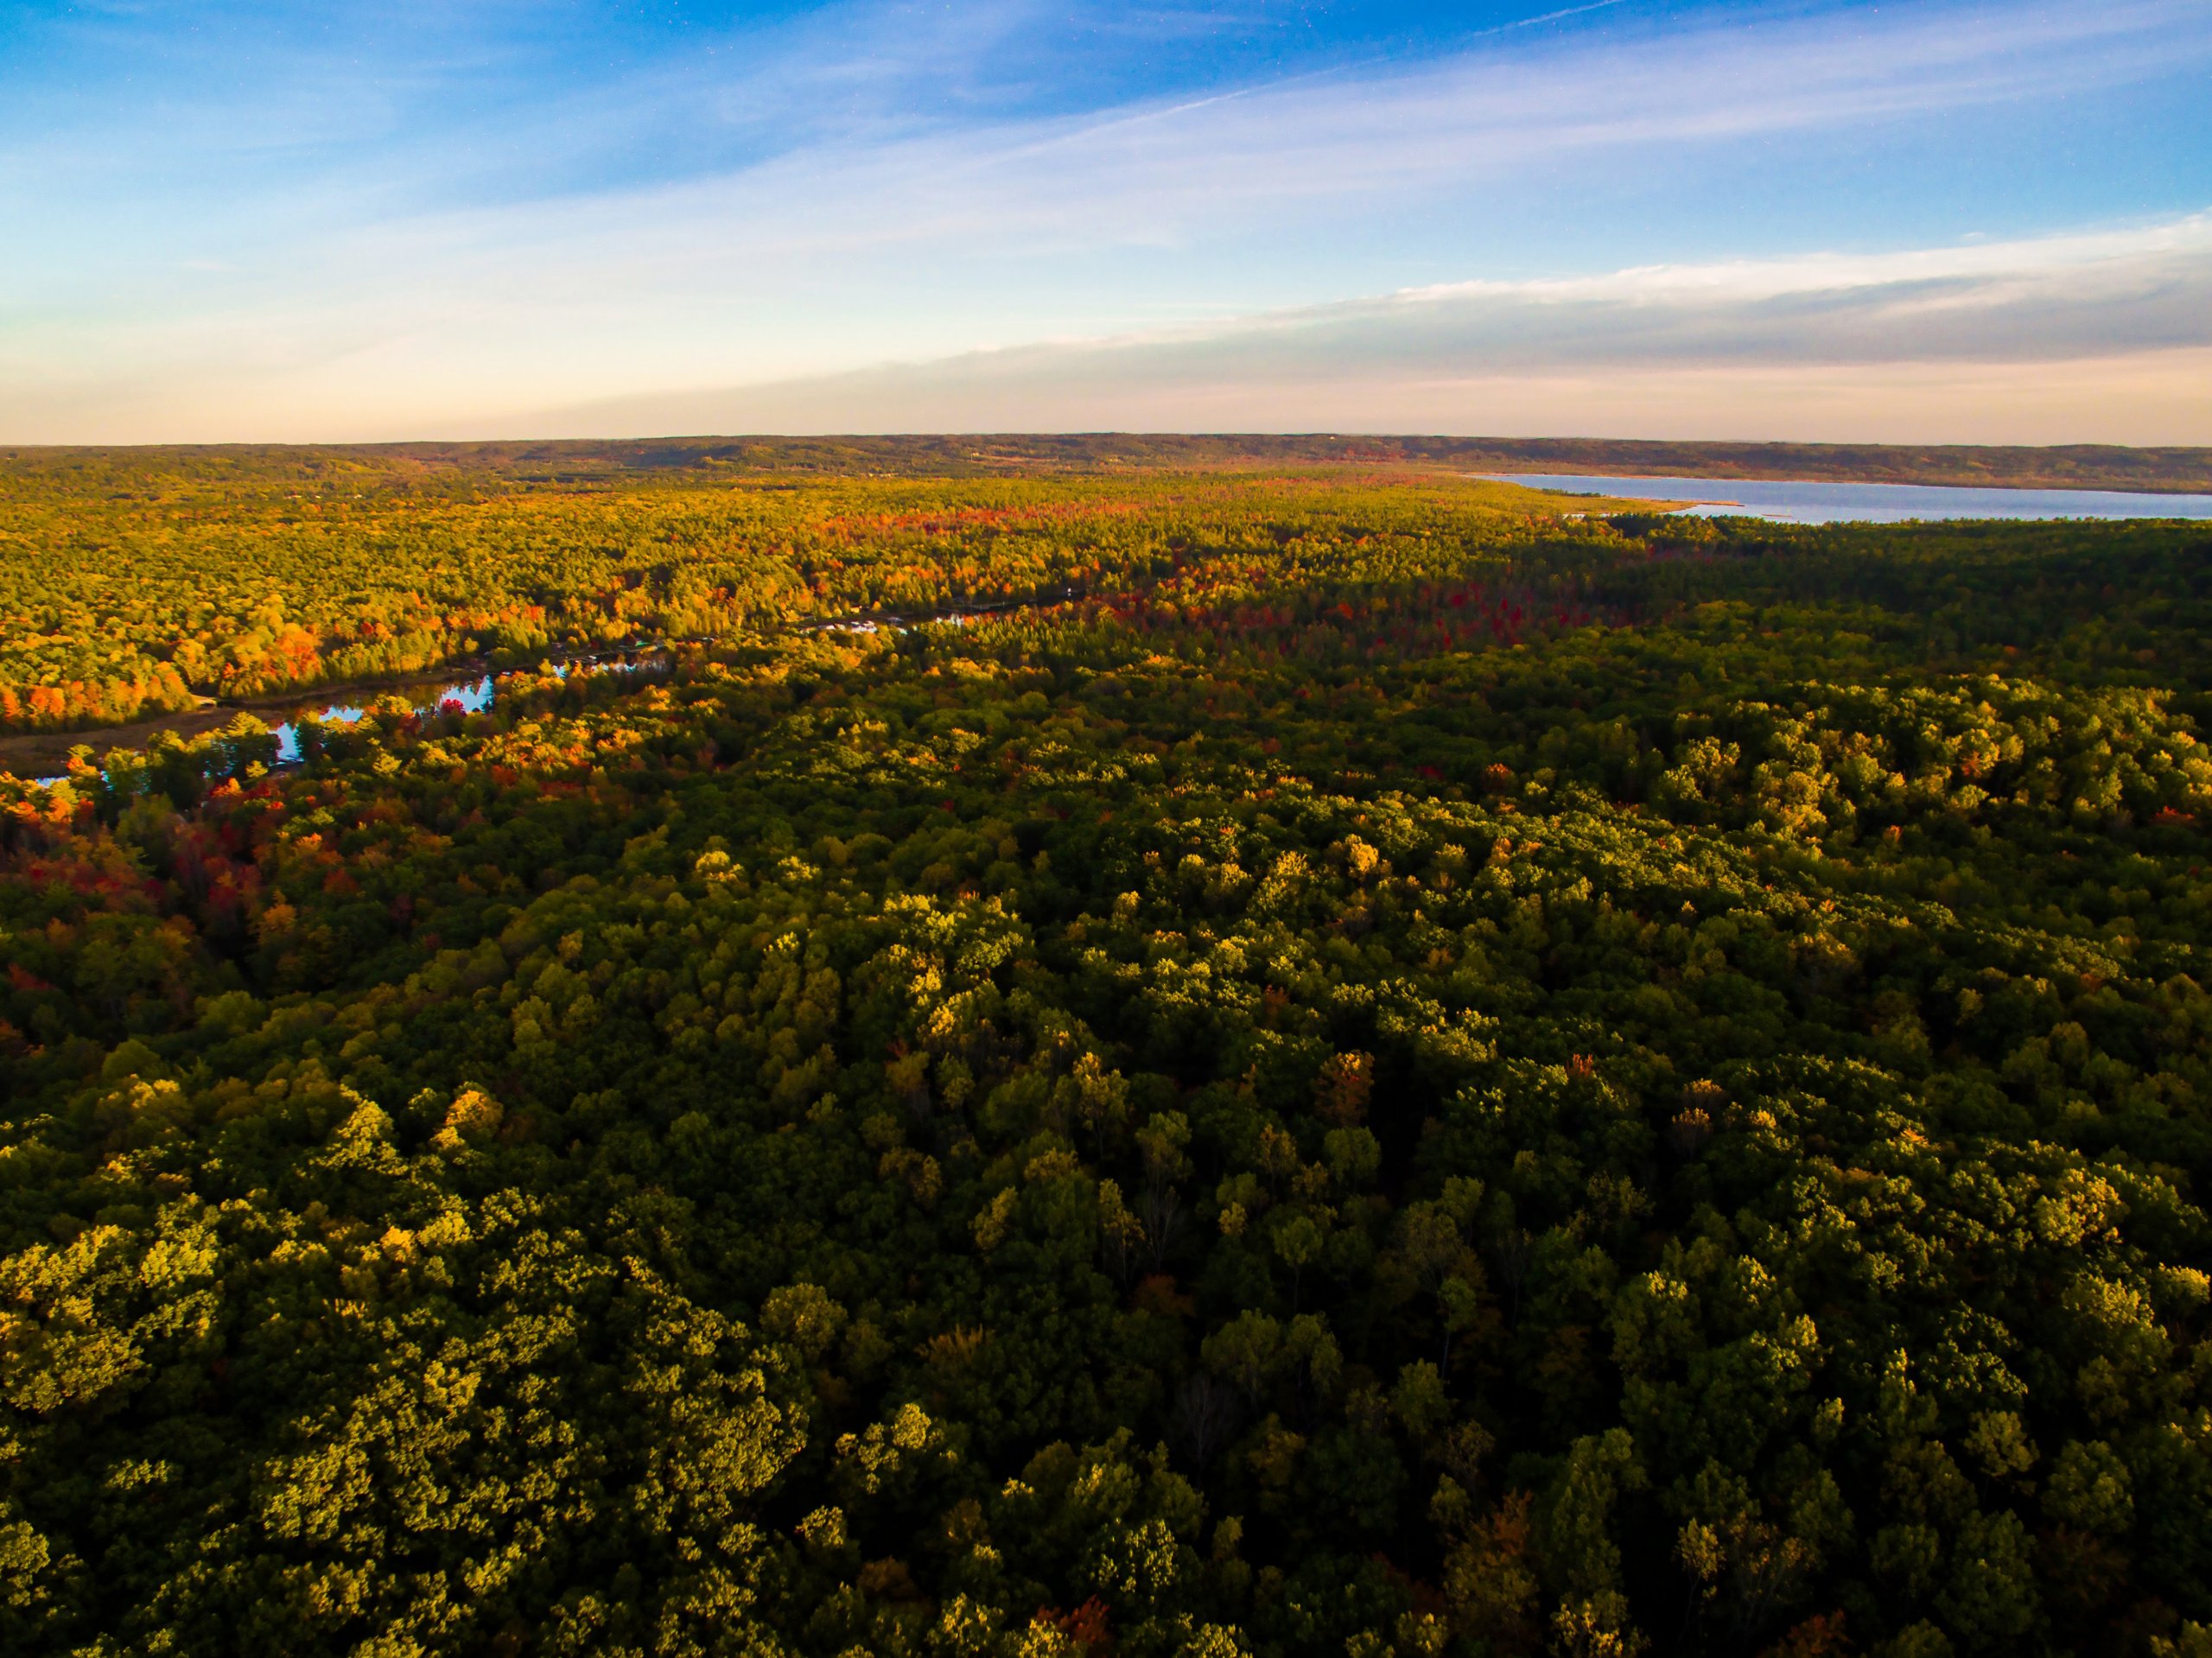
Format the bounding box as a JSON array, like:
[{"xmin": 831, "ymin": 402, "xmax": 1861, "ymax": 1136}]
[{"xmin": 3, "ymin": 0, "xmax": 2209, "ymax": 441}]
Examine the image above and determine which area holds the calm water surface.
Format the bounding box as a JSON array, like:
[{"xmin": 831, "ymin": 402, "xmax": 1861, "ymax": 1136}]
[
  {"xmin": 1494, "ymin": 473, "xmax": 2212, "ymax": 524},
  {"xmin": 27, "ymin": 619, "xmax": 1020, "ymax": 786},
  {"xmin": 32, "ymin": 660, "xmax": 652, "ymax": 785},
  {"xmin": 270, "ymin": 675, "xmax": 498, "ymax": 763}
]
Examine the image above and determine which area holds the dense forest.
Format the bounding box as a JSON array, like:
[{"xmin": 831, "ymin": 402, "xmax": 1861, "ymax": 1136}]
[
  {"xmin": 0, "ymin": 456, "xmax": 1649, "ymax": 738},
  {"xmin": 10, "ymin": 439, "xmax": 2207, "ymax": 745},
  {"xmin": 3, "ymin": 455, "xmax": 2211, "ymax": 1658}
]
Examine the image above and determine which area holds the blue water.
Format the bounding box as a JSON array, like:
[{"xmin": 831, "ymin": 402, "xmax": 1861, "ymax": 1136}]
[
  {"xmin": 1494, "ymin": 473, "xmax": 2212, "ymax": 525},
  {"xmin": 269, "ymin": 655, "xmax": 674, "ymax": 761},
  {"xmin": 270, "ymin": 674, "xmax": 497, "ymax": 762},
  {"xmin": 27, "ymin": 657, "xmax": 663, "ymax": 785}
]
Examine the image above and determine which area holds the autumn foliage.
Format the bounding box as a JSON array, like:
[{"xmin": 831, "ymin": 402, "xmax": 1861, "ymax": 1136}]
[{"xmin": 2, "ymin": 452, "xmax": 2211, "ymax": 1656}]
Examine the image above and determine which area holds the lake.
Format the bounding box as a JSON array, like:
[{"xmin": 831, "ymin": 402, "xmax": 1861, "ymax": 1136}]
[{"xmin": 1492, "ymin": 473, "xmax": 2212, "ymax": 524}]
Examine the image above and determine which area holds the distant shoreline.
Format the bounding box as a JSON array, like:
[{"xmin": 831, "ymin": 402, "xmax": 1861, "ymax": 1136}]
[
  {"xmin": 1486, "ymin": 472, "xmax": 2212, "ymax": 525},
  {"xmin": 6, "ymin": 435, "xmax": 2211, "ymax": 494}
]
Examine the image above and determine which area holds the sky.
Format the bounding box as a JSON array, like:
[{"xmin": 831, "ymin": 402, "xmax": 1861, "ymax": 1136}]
[{"xmin": 3, "ymin": 0, "xmax": 2209, "ymax": 444}]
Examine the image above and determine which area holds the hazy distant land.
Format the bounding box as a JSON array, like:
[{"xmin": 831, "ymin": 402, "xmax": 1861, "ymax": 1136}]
[{"xmin": 7, "ymin": 435, "xmax": 2212, "ymax": 492}]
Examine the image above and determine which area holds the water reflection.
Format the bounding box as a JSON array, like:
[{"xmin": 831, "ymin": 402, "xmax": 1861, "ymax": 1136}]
[
  {"xmin": 1493, "ymin": 473, "xmax": 2212, "ymax": 524},
  {"xmin": 28, "ymin": 608, "xmax": 1052, "ymax": 785},
  {"xmin": 24, "ymin": 656, "xmax": 666, "ymax": 785},
  {"xmin": 271, "ymin": 656, "xmax": 671, "ymax": 761},
  {"xmin": 11, "ymin": 613, "xmax": 1054, "ymax": 790},
  {"xmin": 272, "ymin": 674, "xmax": 495, "ymax": 762}
]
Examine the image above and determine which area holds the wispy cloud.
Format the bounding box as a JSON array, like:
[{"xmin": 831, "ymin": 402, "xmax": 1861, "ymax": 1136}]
[
  {"xmin": 510, "ymin": 213, "xmax": 2212, "ymax": 442},
  {"xmin": 340, "ymin": 0, "xmax": 2209, "ymax": 266},
  {"xmin": 3, "ymin": 0, "xmax": 2208, "ymax": 441}
]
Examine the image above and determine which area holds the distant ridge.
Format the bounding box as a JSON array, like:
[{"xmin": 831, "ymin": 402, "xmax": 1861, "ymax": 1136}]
[{"xmin": 6, "ymin": 435, "xmax": 2211, "ymax": 493}]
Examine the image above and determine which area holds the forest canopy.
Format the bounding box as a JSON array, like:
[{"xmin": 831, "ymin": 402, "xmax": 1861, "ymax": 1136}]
[
  {"xmin": 0, "ymin": 456, "xmax": 1646, "ymax": 738},
  {"xmin": 2, "ymin": 452, "xmax": 2210, "ymax": 1658}
]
